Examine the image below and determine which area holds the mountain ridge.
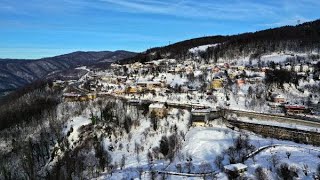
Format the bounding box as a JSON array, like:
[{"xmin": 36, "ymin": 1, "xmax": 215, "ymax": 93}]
[{"xmin": 0, "ymin": 50, "xmax": 136, "ymax": 94}]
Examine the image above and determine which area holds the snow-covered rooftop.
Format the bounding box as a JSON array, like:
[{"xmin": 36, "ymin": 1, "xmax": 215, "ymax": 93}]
[
  {"xmin": 149, "ymin": 103, "xmax": 165, "ymax": 109},
  {"xmin": 63, "ymin": 93, "xmax": 80, "ymax": 97},
  {"xmin": 224, "ymin": 163, "xmax": 248, "ymax": 171},
  {"xmin": 136, "ymin": 81, "xmax": 161, "ymax": 84}
]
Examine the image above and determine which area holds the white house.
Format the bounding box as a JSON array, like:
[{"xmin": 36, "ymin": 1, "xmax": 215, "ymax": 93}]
[{"xmin": 224, "ymin": 163, "xmax": 248, "ymax": 177}]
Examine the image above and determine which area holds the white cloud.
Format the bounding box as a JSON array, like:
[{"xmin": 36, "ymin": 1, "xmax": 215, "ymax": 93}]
[{"xmin": 94, "ymin": 0, "xmax": 280, "ymax": 20}]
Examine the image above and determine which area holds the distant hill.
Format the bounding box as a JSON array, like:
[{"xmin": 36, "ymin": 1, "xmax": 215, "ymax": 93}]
[
  {"xmin": 0, "ymin": 50, "xmax": 136, "ymax": 93},
  {"xmin": 121, "ymin": 19, "xmax": 320, "ymax": 64}
]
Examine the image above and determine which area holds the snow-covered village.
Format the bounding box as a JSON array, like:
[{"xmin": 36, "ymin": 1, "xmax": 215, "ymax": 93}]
[
  {"xmin": 37, "ymin": 49, "xmax": 320, "ymax": 179},
  {"xmin": 1, "ymin": 2, "xmax": 320, "ymax": 180}
]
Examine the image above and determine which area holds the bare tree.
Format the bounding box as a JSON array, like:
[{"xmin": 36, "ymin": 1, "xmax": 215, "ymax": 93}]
[
  {"xmin": 286, "ymin": 151, "xmax": 291, "ymax": 159},
  {"xmin": 255, "ymin": 166, "xmax": 269, "ymax": 180},
  {"xmin": 120, "ymin": 155, "xmax": 126, "ymax": 170},
  {"xmin": 269, "ymin": 154, "xmax": 280, "ymax": 169},
  {"xmin": 199, "ymin": 162, "xmax": 212, "ymax": 174},
  {"xmin": 276, "ymin": 163, "xmax": 298, "ymax": 180},
  {"xmin": 302, "ymin": 164, "xmax": 308, "ymax": 176},
  {"xmin": 176, "ymin": 163, "xmax": 182, "ymax": 173},
  {"xmin": 214, "ymin": 155, "xmax": 224, "ymax": 170}
]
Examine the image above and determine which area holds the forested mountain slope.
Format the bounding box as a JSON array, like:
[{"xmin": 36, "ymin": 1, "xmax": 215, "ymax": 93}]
[
  {"xmin": 121, "ymin": 19, "xmax": 320, "ymax": 64},
  {"xmin": 0, "ymin": 50, "xmax": 136, "ymax": 94}
]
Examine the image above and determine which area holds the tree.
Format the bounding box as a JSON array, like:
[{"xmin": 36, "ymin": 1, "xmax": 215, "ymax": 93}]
[
  {"xmin": 150, "ymin": 110, "xmax": 158, "ymax": 131},
  {"xmin": 255, "ymin": 166, "xmax": 269, "ymax": 180},
  {"xmin": 265, "ymin": 69, "xmax": 299, "ymax": 88},
  {"xmin": 159, "ymin": 136, "xmax": 169, "ymax": 157},
  {"xmin": 94, "ymin": 139, "xmax": 112, "ymax": 172},
  {"xmin": 90, "ymin": 112, "xmax": 99, "ymax": 125},
  {"xmin": 302, "ymin": 164, "xmax": 308, "ymax": 176},
  {"xmin": 21, "ymin": 139, "xmax": 36, "ymax": 180},
  {"xmin": 199, "ymin": 162, "xmax": 212, "ymax": 174},
  {"xmin": 286, "ymin": 151, "xmax": 291, "ymax": 159},
  {"xmin": 0, "ymin": 164, "xmax": 12, "ymax": 180},
  {"xmin": 269, "ymin": 154, "xmax": 280, "ymax": 169},
  {"xmin": 147, "ymin": 151, "xmax": 154, "ymax": 166},
  {"xmin": 168, "ymin": 134, "xmax": 178, "ymax": 162},
  {"xmin": 214, "ymin": 155, "xmax": 224, "ymax": 170},
  {"xmin": 316, "ymin": 164, "xmax": 320, "ymax": 179},
  {"xmin": 276, "ymin": 163, "xmax": 298, "ymax": 180},
  {"xmin": 95, "ymin": 140, "xmax": 106, "ymax": 172},
  {"xmin": 120, "ymin": 155, "xmax": 126, "ymax": 170},
  {"xmin": 185, "ymin": 155, "xmax": 193, "ymax": 173},
  {"xmin": 124, "ymin": 116, "xmax": 132, "ymax": 134},
  {"xmin": 176, "ymin": 164, "xmax": 182, "ymax": 173},
  {"xmin": 247, "ymin": 86, "xmax": 254, "ymax": 98}
]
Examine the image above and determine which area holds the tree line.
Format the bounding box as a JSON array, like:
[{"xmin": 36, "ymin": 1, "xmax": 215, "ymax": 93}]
[{"xmin": 120, "ymin": 19, "xmax": 320, "ymax": 64}]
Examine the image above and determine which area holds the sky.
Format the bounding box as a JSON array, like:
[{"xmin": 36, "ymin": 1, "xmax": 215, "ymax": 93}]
[{"xmin": 0, "ymin": 0, "xmax": 319, "ymax": 59}]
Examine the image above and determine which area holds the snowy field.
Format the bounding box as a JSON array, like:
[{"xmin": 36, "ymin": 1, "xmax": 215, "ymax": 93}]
[
  {"xmin": 245, "ymin": 145, "xmax": 320, "ymax": 179},
  {"xmin": 96, "ymin": 118, "xmax": 320, "ymax": 179}
]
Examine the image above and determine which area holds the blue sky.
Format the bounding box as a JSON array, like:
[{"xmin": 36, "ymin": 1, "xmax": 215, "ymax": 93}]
[{"xmin": 0, "ymin": 0, "xmax": 319, "ymax": 59}]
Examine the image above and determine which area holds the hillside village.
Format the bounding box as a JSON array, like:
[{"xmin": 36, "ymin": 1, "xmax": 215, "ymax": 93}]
[
  {"xmin": 39, "ymin": 50, "xmax": 320, "ymax": 179},
  {"xmin": 30, "ymin": 47, "xmax": 320, "ymax": 179},
  {"xmin": 60, "ymin": 51, "xmax": 320, "ymax": 121}
]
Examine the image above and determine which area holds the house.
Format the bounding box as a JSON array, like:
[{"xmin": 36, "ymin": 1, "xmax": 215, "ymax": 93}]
[
  {"xmin": 285, "ymin": 64, "xmax": 292, "ymax": 71},
  {"xmin": 136, "ymin": 81, "xmax": 162, "ymax": 91},
  {"xmin": 86, "ymin": 93, "xmax": 97, "ymax": 100},
  {"xmin": 185, "ymin": 66, "xmax": 194, "ymax": 74},
  {"xmin": 117, "ymin": 76, "xmax": 127, "ymax": 83},
  {"xmin": 211, "ymin": 79, "xmax": 223, "ymax": 89},
  {"xmin": 261, "ymin": 67, "xmax": 269, "ymax": 72},
  {"xmin": 271, "ymin": 94, "xmax": 286, "ymax": 103},
  {"xmin": 101, "ymin": 74, "xmax": 114, "ymax": 81},
  {"xmin": 79, "ymin": 93, "xmax": 97, "ymax": 101},
  {"xmin": 97, "ymin": 92, "xmax": 109, "ymax": 97},
  {"xmin": 247, "ymin": 77, "xmax": 263, "ymax": 84},
  {"xmin": 224, "ymin": 163, "xmax": 248, "ymax": 177},
  {"xmin": 114, "ymin": 89, "xmax": 125, "ymax": 95},
  {"xmin": 236, "ymin": 79, "xmax": 246, "ymax": 86},
  {"xmin": 294, "ymin": 65, "xmax": 301, "ymax": 72},
  {"xmin": 224, "ymin": 63, "xmax": 230, "ymax": 69},
  {"xmin": 52, "ymin": 80, "xmax": 66, "ymax": 87},
  {"xmin": 63, "ymin": 93, "xmax": 81, "ymax": 102},
  {"xmin": 213, "ymin": 66, "xmax": 220, "ymax": 73},
  {"xmin": 309, "ymin": 66, "xmax": 314, "ymax": 73},
  {"xmin": 302, "ymin": 64, "xmax": 309, "ymax": 72},
  {"xmin": 285, "ymin": 105, "xmax": 309, "ymax": 114},
  {"xmin": 175, "ymin": 66, "xmax": 183, "ymax": 73},
  {"xmin": 149, "ymin": 103, "xmax": 167, "ymax": 118},
  {"xmin": 168, "ymin": 69, "xmax": 175, "ymax": 73},
  {"xmin": 191, "ymin": 107, "xmax": 212, "ymax": 127},
  {"xmin": 131, "ymin": 62, "xmax": 143, "ymax": 69},
  {"xmin": 110, "ymin": 63, "xmax": 122, "ymax": 69},
  {"xmin": 126, "ymin": 86, "xmax": 138, "ymax": 93},
  {"xmin": 191, "ymin": 118, "xmax": 206, "ymax": 127},
  {"xmin": 237, "ymin": 66, "xmax": 245, "ymax": 71},
  {"xmin": 268, "ymin": 102, "xmax": 284, "ymax": 113},
  {"xmin": 230, "ymin": 65, "xmax": 238, "ymax": 70}
]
